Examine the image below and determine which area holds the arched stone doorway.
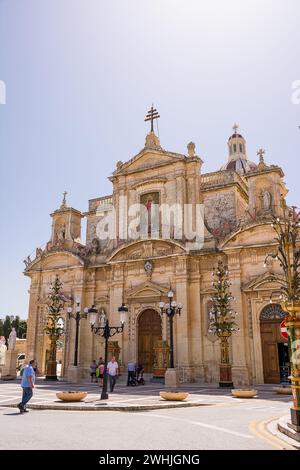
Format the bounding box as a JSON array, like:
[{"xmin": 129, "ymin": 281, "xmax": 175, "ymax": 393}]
[
  {"xmin": 138, "ymin": 309, "xmax": 162, "ymax": 373},
  {"xmin": 260, "ymin": 304, "xmax": 289, "ymax": 384}
]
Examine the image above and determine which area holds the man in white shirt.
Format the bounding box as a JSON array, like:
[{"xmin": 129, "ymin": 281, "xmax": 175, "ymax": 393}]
[{"xmin": 107, "ymin": 356, "xmax": 119, "ymax": 392}]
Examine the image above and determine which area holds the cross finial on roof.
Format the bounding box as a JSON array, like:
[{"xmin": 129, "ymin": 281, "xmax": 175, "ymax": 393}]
[
  {"xmin": 232, "ymin": 123, "xmax": 239, "ymax": 134},
  {"xmin": 60, "ymin": 191, "xmax": 68, "ymax": 209},
  {"xmin": 144, "ymin": 105, "xmax": 160, "ymax": 133},
  {"xmin": 257, "ymin": 148, "xmax": 265, "ymax": 162}
]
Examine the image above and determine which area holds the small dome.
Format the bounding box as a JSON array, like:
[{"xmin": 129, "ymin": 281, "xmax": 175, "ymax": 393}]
[
  {"xmin": 228, "ymin": 133, "xmax": 243, "ymax": 140},
  {"xmin": 221, "ymin": 158, "xmax": 257, "ymax": 174}
]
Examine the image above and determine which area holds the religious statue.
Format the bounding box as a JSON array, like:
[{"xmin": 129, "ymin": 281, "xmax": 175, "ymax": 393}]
[
  {"xmin": 36, "ymin": 247, "xmax": 43, "ymax": 258},
  {"xmin": 260, "ymin": 189, "xmax": 272, "ymax": 212},
  {"xmin": 90, "ymin": 237, "xmax": 100, "ymax": 255},
  {"xmin": 23, "ymin": 255, "xmax": 32, "ymax": 268},
  {"xmin": 8, "ymin": 327, "xmax": 17, "ymax": 351},
  {"xmin": 0, "ymin": 336, "xmax": 7, "ymax": 365},
  {"xmin": 55, "ymin": 224, "xmax": 66, "ymax": 244},
  {"xmin": 187, "ymin": 142, "xmax": 196, "ymax": 157}
]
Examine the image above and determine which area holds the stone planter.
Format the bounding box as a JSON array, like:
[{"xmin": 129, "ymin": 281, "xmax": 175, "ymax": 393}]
[
  {"xmin": 273, "ymin": 386, "xmax": 292, "ymax": 395},
  {"xmin": 56, "ymin": 391, "xmax": 87, "ymax": 402},
  {"xmin": 231, "ymin": 389, "xmax": 257, "ymax": 398},
  {"xmin": 160, "ymin": 391, "xmax": 189, "ymax": 401}
]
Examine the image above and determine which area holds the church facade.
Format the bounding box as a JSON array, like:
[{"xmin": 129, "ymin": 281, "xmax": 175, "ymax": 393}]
[{"xmin": 24, "ymin": 119, "xmax": 291, "ymax": 385}]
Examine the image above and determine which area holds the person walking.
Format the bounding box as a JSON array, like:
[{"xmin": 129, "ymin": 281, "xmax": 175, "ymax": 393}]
[
  {"xmin": 96, "ymin": 359, "xmax": 105, "ymax": 386},
  {"xmin": 18, "ymin": 359, "xmax": 36, "ymax": 414},
  {"xmin": 127, "ymin": 360, "xmax": 136, "ymax": 386},
  {"xmin": 90, "ymin": 360, "xmax": 97, "ymax": 383},
  {"xmin": 107, "ymin": 356, "xmax": 119, "ymax": 392}
]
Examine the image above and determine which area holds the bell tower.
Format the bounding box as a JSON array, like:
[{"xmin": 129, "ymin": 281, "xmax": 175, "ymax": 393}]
[{"xmin": 49, "ymin": 192, "xmax": 83, "ymax": 249}]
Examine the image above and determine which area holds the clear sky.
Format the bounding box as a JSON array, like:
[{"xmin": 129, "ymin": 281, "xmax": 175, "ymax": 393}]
[{"xmin": 0, "ymin": 0, "xmax": 299, "ymax": 318}]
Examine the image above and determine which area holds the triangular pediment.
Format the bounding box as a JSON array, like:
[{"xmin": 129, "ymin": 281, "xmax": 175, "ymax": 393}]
[
  {"xmin": 242, "ymin": 272, "xmax": 285, "ymax": 292},
  {"xmin": 125, "ymin": 280, "xmax": 170, "ymax": 301},
  {"xmin": 112, "ymin": 148, "xmax": 187, "ymax": 176}
]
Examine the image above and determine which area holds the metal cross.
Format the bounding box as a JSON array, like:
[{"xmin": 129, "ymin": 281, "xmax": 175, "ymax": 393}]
[
  {"xmin": 232, "ymin": 123, "xmax": 239, "ymax": 134},
  {"xmin": 257, "ymin": 148, "xmax": 265, "ymax": 161},
  {"xmin": 144, "ymin": 105, "xmax": 160, "ymax": 132}
]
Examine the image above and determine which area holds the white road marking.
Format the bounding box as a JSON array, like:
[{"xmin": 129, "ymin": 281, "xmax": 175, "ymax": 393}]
[{"xmin": 136, "ymin": 412, "xmax": 254, "ymax": 439}]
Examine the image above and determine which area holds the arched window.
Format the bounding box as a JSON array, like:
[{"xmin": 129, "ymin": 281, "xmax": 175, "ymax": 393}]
[
  {"xmin": 233, "ymin": 144, "xmax": 237, "ymax": 153},
  {"xmin": 260, "ymin": 304, "xmax": 285, "ymax": 321},
  {"xmin": 239, "ymin": 143, "xmax": 243, "ymax": 153}
]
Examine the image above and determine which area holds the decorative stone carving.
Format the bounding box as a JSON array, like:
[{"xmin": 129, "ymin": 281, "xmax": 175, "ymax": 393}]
[
  {"xmin": 187, "ymin": 142, "xmax": 196, "ymax": 157},
  {"xmin": 23, "ymin": 256, "xmax": 32, "ymax": 268},
  {"xmin": 204, "ymin": 192, "xmax": 236, "ymax": 238},
  {"xmin": 36, "ymin": 248, "xmax": 43, "ymax": 258},
  {"xmin": 144, "ymin": 260, "xmax": 153, "ymax": 279}
]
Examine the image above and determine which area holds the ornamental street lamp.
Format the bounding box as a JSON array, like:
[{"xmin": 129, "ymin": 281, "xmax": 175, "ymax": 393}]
[
  {"xmin": 88, "ymin": 303, "xmax": 128, "ymax": 400},
  {"xmin": 266, "ymin": 202, "xmax": 300, "ymax": 434},
  {"xmin": 67, "ymin": 300, "xmax": 88, "ymax": 366},
  {"xmin": 159, "ymin": 289, "xmax": 182, "ymax": 387}
]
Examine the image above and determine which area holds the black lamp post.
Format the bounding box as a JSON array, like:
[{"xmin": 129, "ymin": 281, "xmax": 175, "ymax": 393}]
[
  {"xmin": 88, "ymin": 303, "xmax": 128, "ymax": 400},
  {"xmin": 159, "ymin": 289, "xmax": 182, "ymax": 369},
  {"xmin": 67, "ymin": 300, "xmax": 88, "ymax": 366}
]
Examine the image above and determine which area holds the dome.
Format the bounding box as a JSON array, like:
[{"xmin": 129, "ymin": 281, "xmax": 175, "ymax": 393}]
[
  {"xmin": 221, "ymin": 158, "xmax": 257, "ymax": 174},
  {"xmin": 220, "ymin": 124, "xmax": 257, "ymax": 174}
]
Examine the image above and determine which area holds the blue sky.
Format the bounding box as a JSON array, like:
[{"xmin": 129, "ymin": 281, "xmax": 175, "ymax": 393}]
[{"xmin": 0, "ymin": 0, "xmax": 299, "ymax": 318}]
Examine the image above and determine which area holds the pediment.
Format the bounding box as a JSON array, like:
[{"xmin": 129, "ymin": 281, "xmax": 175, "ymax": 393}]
[
  {"xmin": 25, "ymin": 251, "xmax": 84, "ymax": 272},
  {"xmin": 113, "ymin": 148, "xmax": 186, "ymax": 176},
  {"xmin": 108, "ymin": 239, "xmax": 185, "ymax": 262},
  {"xmin": 242, "ymin": 272, "xmax": 285, "ymax": 292},
  {"xmin": 125, "ymin": 281, "xmax": 169, "ymax": 301},
  {"xmin": 220, "ymin": 222, "xmax": 277, "ymax": 249}
]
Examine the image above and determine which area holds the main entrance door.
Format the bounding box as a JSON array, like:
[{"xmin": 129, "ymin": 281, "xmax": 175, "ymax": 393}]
[
  {"xmin": 138, "ymin": 309, "xmax": 162, "ymax": 373},
  {"xmin": 260, "ymin": 304, "xmax": 289, "ymax": 384}
]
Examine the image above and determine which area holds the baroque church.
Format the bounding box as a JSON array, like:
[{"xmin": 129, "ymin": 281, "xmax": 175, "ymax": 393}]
[{"xmin": 24, "ymin": 112, "xmax": 291, "ymax": 385}]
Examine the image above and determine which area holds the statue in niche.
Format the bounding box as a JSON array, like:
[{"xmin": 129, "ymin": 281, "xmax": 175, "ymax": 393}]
[
  {"xmin": 55, "ymin": 224, "xmax": 66, "ymax": 244},
  {"xmin": 260, "ymin": 189, "xmax": 272, "ymax": 212}
]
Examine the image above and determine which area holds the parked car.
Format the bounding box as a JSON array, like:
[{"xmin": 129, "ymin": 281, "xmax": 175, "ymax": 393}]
[{"xmin": 17, "ymin": 353, "xmax": 25, "ymax": 369}]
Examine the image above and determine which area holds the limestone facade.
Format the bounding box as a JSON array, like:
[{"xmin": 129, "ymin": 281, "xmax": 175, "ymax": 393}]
[{"xmin": 24, "ymin": 126, "xmax": 291, "ymax": 385}]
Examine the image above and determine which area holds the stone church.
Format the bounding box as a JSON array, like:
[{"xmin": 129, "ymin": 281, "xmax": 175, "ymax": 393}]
[{"xmin": 24, "ymin": 116, "xmax": 291, "ymax": 385}]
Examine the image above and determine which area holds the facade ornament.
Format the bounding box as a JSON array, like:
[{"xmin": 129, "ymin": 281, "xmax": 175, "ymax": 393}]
[
  {"xmin": 60, "ymin": 191, "xmax": 68, "ymax": 210},
  {"xmin": 187, "ymin": 142, "xmax": 196, "ymax": 157},
  {"xmin": 144, "ymin": 259, "xmax": 154, "ymax": 279},
  {"xmin": 36, "ymin": 247, "xmax": 43, "ymax": 258},
  {"xmin": 116, "ymin": 161, "xmax": 123, "ymax": 170},
  {"xmin": 257, "ymin": 148, "xmax": 268, "ymax": 170},
  {"xmin": 23, "ymin": 255, "xmax": 32, "ymax": 268}
]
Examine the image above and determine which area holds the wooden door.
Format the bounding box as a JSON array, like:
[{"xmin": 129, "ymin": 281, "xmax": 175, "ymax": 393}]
[
  {"xmin": 138, "ymin": 310, "xmax": 162, "ymax": 373},
  {"xmin": 261, "ymin": 321, "xmax": 282, "ymax": 383}
]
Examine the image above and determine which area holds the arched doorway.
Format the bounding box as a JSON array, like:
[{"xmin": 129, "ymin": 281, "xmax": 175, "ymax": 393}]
[
  {"xmin": 260, "ymin": 304, "xmax": 289, "ymax": 384},
  {"xmin": 138, "ymin": 309, "xmax": 162, "ymax": 373}
]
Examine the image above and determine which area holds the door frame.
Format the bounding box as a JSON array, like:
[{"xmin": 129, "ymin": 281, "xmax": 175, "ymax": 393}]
[{"xmin": 137, "ymin": 308, "xmax": 162, "ymax": 373}]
